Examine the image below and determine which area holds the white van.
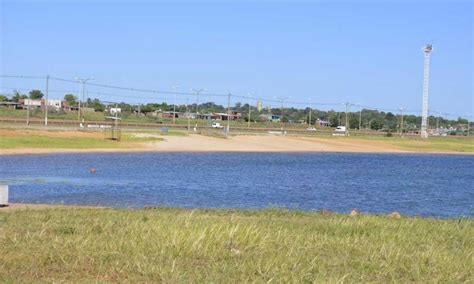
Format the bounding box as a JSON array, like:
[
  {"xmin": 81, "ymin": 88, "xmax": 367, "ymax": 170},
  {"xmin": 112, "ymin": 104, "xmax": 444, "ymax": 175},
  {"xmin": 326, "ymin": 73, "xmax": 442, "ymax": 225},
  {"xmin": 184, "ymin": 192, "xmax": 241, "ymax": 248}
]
[{"xmin": 333, "ymin": 126, "xmax": 348, "ymax": 136}]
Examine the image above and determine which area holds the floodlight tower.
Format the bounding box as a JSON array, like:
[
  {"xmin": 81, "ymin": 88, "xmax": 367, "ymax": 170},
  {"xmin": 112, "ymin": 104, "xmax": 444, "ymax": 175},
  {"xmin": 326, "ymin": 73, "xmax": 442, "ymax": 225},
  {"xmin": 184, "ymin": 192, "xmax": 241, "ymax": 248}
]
[{"xmin": 420, "ymin": 44, "xmax": 433, "ymax": 139}]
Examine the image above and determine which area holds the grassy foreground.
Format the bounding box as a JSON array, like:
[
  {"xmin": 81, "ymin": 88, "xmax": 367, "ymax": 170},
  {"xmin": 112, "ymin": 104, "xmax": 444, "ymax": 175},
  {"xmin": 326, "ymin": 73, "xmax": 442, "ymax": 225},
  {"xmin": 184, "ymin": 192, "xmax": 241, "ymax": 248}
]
[
  {"xmin": 0, "ymin": 208, "xmax": 472, "ymax": 282},
  {"xmin": 0, "ymin": 130, "xmax": 169, "ymax": 150}
]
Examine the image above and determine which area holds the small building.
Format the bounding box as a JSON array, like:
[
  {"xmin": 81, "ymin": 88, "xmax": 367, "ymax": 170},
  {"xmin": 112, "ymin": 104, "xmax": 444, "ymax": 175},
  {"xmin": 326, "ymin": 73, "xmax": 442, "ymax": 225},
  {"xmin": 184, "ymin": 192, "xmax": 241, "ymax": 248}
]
[
  {"xmin": 198, "ymin": 113, "xmax": 217, "ymax": 120},
  {"xmin": 258, "ymin": 114, "xmax": 281, "ymax": 122},
  {"xmin": 0, "ymin": 101, "xmax": 22, "ymax": 109},
  {"xmin": 161, "ymin": 111, "xmax": 179, "ymax": 118},
  {"xmin": 316, "ymin": 119, "xmax": 330, "ymax": 127},
  {"xmin": 20, "ymin": 98, "xmax": 69, "ymax": 110},
  {"xmin": 178, "ymin": 112, "xmax": 195, "ymax": 119},
  {"xmin": 45, "ymin": 99, "xmax": 63, "ymax": 109},
  {"xmin": 109, "ymin": 107, "xmax": 121, "ymax": 115},
  {"xmin": 67, "ymin": 105, "xmax": 80, "ymax": 111},
  {"xmin": 21, "ymin": 99, "xmax": 42, "ymax": 108},
  {"xmin": 213, "ymin": 111, "xmax": 242, "ymax": 121},
  {"xmin": 229, "ymin": 111, "xmax": 242, "ymax": 120}
]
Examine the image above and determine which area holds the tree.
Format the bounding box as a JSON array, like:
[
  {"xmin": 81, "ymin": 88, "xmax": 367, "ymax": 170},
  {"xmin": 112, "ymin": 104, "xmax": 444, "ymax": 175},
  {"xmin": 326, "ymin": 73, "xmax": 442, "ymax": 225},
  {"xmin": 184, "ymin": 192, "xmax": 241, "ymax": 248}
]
[
  {"xmin": 457, "ymin": 117, "xmax": 468, "ymax": 124},
  {"xmin": 12, "ymin": 91, "xmax": 23, "ymax": 102},
  {"xmin": 234, "ymin": 102, "xmax": 242, "ymax": 111},
  {"xmin": 328, "ymin": 113, "xmax": 339, "ymax": 127},
  {"xmin": 29, "ymin": 89, "xmax": 44, "ymax": 99},
  {"xmin": 349, "ymin": 116, "xmax": 359, "ymax": 129},
  {"xmin": 64, "ymin": 94, "xmax": 77, "ymax": 106},
  {"xmin": 0, "ymin": 95, "xmax": 9, "ymax": 102},
  {"xmin": 370, "ymin": 118, "xmax": 384, "ymax": 130},
  {"xmin": 87, "ymin": 98, "xmax": 105, "ymax": 112}
]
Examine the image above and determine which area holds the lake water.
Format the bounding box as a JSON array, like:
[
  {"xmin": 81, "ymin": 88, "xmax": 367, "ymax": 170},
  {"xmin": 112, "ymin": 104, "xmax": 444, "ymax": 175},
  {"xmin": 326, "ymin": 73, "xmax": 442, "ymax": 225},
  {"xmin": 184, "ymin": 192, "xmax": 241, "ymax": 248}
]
[{"xmin": 1, "ymin": 153, "xmax": 473, "ymax": 218}]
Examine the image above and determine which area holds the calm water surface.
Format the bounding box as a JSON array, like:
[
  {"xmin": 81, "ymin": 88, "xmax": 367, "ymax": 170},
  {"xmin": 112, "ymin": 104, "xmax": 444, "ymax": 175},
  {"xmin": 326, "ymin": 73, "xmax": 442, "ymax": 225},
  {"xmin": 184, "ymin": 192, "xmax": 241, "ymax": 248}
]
[{"xmin": 1, "ymin": 153, "xmax": 473, "ymax": 218}]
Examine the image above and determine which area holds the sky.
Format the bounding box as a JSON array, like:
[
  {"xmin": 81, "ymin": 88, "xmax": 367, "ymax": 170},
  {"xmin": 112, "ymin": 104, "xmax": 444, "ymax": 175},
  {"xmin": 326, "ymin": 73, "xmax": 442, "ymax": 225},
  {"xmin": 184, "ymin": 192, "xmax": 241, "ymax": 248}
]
[{"xmin": 0, "ymin": 0, "xmax": 472, "ymax": 117}]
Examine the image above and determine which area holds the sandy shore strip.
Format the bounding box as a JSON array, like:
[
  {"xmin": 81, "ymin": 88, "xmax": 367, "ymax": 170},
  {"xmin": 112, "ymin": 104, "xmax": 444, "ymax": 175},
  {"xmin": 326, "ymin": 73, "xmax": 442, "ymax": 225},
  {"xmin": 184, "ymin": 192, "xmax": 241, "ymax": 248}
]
[
  {"xmin": 149, "ymin": 135, "xmax": 413, "ymax": 153},
  {"xmin": 1, "ymin": 134, "xmax": 472, "ymax": 155},
  {"xmin": 1, "ymin": 134, "xmax": 413, "ymax": 155}
]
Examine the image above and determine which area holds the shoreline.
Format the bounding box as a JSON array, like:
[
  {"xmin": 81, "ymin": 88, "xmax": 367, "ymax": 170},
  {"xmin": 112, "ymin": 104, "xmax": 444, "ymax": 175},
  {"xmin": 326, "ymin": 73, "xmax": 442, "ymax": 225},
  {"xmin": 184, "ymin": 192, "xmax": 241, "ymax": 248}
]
[
  {"xmin": 2, "ymin": 203, "xmax": 472, "ymax": 220},
  {"xmin": 1, "ymin": 130, "xmax": 473, "ymax": 156},
  {"xmin": 2, "ymin": 148, "xmax": 473, "ymax": 156},
  {"xmin": 0, "ymin": 203, "xmax": 107, "ymax": 212}
]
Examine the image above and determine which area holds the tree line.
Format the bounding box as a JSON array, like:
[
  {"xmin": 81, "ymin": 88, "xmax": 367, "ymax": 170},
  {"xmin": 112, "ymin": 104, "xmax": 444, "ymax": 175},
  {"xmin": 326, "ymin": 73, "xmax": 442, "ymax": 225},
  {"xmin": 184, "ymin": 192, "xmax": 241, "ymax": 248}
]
[{"xmin": 0, "ymin": 89, "xmax": 471, "ymax": 132}]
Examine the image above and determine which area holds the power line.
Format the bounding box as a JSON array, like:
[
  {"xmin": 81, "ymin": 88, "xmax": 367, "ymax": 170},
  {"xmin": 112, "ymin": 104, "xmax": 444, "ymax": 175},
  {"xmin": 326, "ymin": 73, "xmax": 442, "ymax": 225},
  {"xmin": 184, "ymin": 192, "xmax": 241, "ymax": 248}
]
[
  {"xmin": 1, "ymin": 74, "xmax": 472, "ymax": 119},
  {"xmin": 0, "ymin": 75, "xmax": 45, "ymax": 80},
  {"xmin": 1, "ymin": 74, "xmax": 345, "ymax": 106}
]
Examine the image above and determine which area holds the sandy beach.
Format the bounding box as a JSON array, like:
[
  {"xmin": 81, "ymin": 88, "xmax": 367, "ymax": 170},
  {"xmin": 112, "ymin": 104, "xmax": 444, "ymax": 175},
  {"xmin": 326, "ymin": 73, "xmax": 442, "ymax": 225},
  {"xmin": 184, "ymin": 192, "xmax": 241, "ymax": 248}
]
[
  {"xmin": 146, "ymin": 135, "xmax": 411, "ymax": 153},
  {"xmin": 0, "ymin": 133, "xmax": 415, "ymax": 155},
  {"xmin": 1, "ymin": 128, "xmax": 472, "ymax": 155}
]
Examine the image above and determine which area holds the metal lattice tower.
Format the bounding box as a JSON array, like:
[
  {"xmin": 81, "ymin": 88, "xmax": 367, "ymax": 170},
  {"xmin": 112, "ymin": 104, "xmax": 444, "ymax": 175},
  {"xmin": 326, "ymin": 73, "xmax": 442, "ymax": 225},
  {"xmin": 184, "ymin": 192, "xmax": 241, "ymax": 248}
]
[{"xmin": 421, "ymin": 44, "xmax": 433, "ymax": 139}]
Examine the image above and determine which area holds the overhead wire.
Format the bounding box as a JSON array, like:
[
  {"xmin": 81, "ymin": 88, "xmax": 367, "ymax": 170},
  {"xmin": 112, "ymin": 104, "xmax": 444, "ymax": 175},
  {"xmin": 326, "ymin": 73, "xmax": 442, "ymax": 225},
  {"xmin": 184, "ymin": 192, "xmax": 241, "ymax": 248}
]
[{"xmin": 1, "ymin": 74, "xmax": 472, "ymax": 119}]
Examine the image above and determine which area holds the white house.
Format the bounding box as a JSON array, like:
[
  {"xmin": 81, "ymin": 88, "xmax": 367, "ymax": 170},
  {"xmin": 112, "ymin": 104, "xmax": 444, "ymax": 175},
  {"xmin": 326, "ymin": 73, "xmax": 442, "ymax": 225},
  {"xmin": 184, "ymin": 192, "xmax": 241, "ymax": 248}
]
[
  {"xmin": 109, "ymin": 107, "xmax": 122, "ymax": 115},
  {"xmin": 45, "ymin": 99, "xmax": 63, "ymax": 109},
  {"xmin": 22, "ymin": 99, "xmax": 42, "ymax": 107}
]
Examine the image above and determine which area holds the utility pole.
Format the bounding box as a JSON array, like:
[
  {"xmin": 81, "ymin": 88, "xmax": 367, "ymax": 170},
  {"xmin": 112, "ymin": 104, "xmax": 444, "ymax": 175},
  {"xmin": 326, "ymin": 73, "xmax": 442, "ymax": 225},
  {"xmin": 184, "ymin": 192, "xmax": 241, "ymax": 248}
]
[
  {"xmin": 308, "ymin": 106, "xmax": 312, "ymax": 127},
  {"xmin": 345, "ymin": 102, "xmax": 350, "ymax": 136},
  {"xmin": 26, "ymin": 104, "xmax": 30, "ymax": 126},
  {"xmin": 399, "ymin": 108, "xmax": 404, "ymax": 136},
  {"xmin": 442, "ymin": 112, "xmax": 448, "ymax": 131},
  {"xmin": 247, "ymin": 94, "xmax": 252, "ymax": 129},
  {"xmin": 358, "ymin": 107, "xmax": 362, "ymax": 131},
  {"xmin": 114, "ymin": 103, "xmax": 118, "ymax": 140},
  {"xmin": 75, "ymin": 77, "xmax": 94, "ymax": 126},
  {"xmin": 276, "ymin": 96, "xmax": 290, "ymax": 132},
  {"xmin": 172, "ymin": 85, "xmax": 179, "ymax": 125},
  {"xmin": 44, "ymin": 75, "xmax": 49, "ymax": 126},
  {"xmin": 468, "ymin": 120, "xmax": 470, "ymax": 137},
  {"xmin": 190, "ymin": 88, "xmax": 205, "ymax": 131},
  {"xmin": 307, "ymin": 99, "xmax": 312, "ymax": 128},
  {"xmin": 186, "ymin": 98, "xmax": 190, "ymax": 133},
  {"xmin": 226, "ymin": 93, "xmax": 231, "ymax": 135},
  {"xmin": 77, "ymin": 100, "xmax": 81, "ymax": 123}
]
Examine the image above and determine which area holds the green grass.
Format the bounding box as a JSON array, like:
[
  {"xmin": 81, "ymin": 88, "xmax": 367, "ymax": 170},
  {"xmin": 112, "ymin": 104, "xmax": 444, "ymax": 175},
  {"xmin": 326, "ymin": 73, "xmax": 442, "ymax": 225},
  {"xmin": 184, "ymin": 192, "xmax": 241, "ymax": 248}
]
[
  {"xmin": 0, "ymin": 131, "xmax": 165, "ymax": 149},
  {"xmin": 0, "ymin": 208, "xmax": 472, "ymax": 282},
  {"xmin": 371, "ymin": 136, "xmax": 474, "ymax": 153},
  {"xmin": 387, "ymin": 137, "xmax": 474, "ymax": 153},
  {"xmin": 0, "ymin": 135, "xmax": 122, "ymax": 149},
  {"xmin": 322, "ymin": 135, "xmax": 474, "ymax": 153},
  {"xmin": 0, "ymin": 108, "xmax": 106, "ymax": 121}
]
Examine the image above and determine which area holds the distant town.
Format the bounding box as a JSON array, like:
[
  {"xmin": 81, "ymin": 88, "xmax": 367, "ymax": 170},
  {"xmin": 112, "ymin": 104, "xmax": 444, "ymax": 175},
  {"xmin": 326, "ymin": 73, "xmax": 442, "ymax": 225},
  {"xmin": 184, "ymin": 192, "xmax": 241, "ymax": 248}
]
[{"xmin": 0, "ymin": 89, "xmax": 471, "ymax": 136}]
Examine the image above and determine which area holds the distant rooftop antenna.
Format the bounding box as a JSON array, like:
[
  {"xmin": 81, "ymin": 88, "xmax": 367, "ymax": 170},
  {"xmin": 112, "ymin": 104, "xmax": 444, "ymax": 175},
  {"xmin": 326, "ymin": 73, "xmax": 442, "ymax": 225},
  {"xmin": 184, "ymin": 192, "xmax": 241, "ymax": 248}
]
[{"xmin": 421, "ymin": 44, "xmax": 433, "ymax": 139}]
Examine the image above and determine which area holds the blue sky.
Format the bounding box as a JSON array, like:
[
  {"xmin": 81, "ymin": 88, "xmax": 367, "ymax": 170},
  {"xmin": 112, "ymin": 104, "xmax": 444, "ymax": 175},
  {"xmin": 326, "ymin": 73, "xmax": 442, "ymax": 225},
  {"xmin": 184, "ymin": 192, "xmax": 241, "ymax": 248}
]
[{"xmin": 1, "ymin": 1, "xmax": 472, "ymax": 117}]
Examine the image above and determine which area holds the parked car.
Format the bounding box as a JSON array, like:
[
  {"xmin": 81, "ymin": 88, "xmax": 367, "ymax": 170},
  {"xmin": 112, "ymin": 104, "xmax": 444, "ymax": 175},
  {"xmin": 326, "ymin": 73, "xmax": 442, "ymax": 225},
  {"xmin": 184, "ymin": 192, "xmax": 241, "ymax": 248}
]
[
  {"xmin": 333, "ymin": 126, "xmax": 348, "ymax": 136},
  {"xmin": 211, "ymin": 122, "xmax": 223, "ymax": 128},
  {"xmin": 334, "ymin": 126, "xmax": 346, "ymax": 132}
]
